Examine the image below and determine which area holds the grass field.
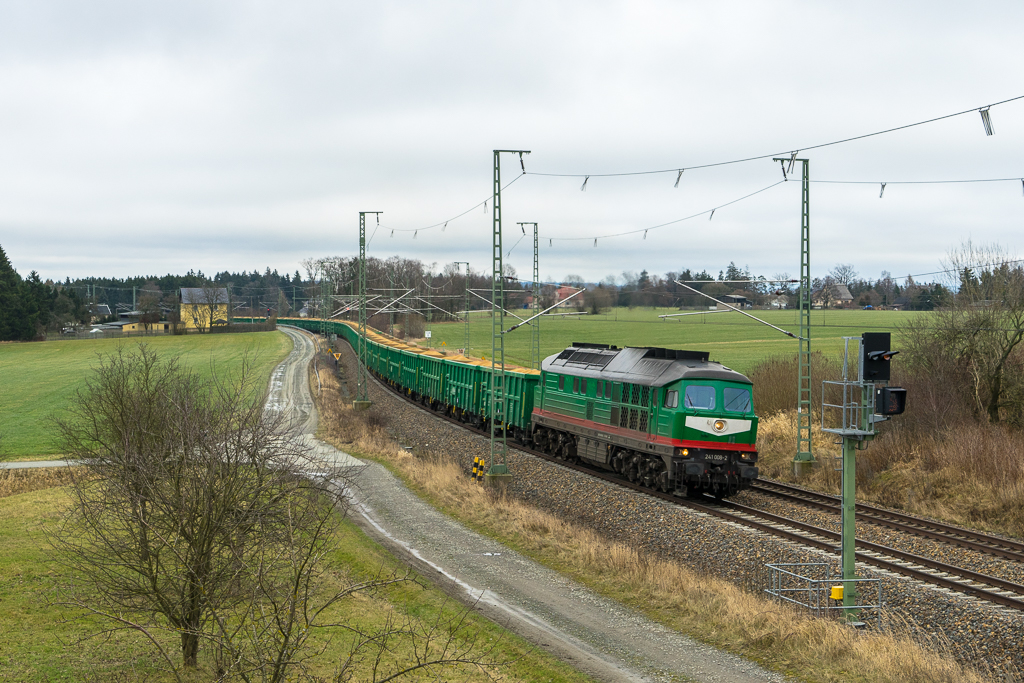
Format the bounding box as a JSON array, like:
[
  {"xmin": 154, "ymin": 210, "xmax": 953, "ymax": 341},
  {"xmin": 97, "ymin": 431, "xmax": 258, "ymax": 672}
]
[
  {"xmin": 0, "ymin": 479, "xmax": 590, "ymax": 682},
  {"xmin": 420, "ymin": 307, "xmax": 932, "ymax": 373},
  {"xmin": 0, "ymin": 332, "xmax": 292, "ymax": 460}
]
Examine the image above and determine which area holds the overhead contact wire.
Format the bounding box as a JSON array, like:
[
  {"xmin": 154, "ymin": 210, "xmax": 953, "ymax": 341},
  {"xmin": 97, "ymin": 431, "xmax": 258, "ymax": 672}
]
[
  {"xmin": 549, "ymin": 180, "xmax": 786, "ymax": 242},
  {"xmin": 380, "ymin": 172, "xmax": 527, "ymax": 235},
  {"xmin": 524, "ymin": 95, "xmax": 1024, "ymax": 178}
]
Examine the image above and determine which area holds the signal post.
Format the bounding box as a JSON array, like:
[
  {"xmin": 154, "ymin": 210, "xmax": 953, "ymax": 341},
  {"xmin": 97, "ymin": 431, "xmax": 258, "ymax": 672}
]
[{"xmin": 823, "ymin": 332, "xmax": 905, "ymax": 622}]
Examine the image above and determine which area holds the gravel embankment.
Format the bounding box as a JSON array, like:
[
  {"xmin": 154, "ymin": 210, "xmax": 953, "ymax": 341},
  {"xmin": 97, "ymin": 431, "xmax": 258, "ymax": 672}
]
[{"xmin": 334, "ymin": 340, "xmax": 1023, "ymax": 678}]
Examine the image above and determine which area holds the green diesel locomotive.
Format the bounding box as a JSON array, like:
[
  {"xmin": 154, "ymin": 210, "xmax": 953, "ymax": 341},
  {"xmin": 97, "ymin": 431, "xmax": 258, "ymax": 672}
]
[
  {"xmin": 280, "ymin": 319, "xmax": 759, "ymax": 498},
  {"xmin": 532, "ymin": 342, "xmax": 759, "ymax": 498}
]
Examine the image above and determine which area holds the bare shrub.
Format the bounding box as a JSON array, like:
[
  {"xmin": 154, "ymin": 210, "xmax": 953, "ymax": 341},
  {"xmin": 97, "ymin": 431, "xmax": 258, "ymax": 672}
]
[
  {"xmin": 50, "ymin": 343, "xmax": 507, "ymax": 682},
  {"xmin": 399, "ymin": 313, "xmax": 425, "ymax": 339},
  {"xmin": 51, "ymin": 344, "xmax": 349, "ymax": 674},
  {"xmin": 748, "ymin": 352, "xmax": 842, "ymax": 417}
]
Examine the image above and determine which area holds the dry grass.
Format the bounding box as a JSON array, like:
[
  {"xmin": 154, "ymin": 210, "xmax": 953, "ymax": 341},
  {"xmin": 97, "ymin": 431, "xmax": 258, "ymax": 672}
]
[
  {"xmin": 0, "ymin": 467, "xmax": 77, "ymax": 498},
  {"xmin": 760, "ymin": 410, "xmax": 1024, "ymax": 537},
  {"xmin": 314, "ymin": 357, "xmax": 992, "ymax": 683}
]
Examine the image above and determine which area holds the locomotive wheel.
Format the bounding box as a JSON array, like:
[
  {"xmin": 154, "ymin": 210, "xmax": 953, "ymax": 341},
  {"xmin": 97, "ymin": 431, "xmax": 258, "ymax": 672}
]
[{"xmin": 625, "ymin": 458, "xmax": 639, "ymax": 482}]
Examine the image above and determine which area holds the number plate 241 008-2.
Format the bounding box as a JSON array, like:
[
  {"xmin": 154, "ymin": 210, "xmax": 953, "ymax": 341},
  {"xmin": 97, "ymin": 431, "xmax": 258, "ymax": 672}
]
[{"xmin": 704, "ymin": 453, "xmax": 727, "ymax": 462}]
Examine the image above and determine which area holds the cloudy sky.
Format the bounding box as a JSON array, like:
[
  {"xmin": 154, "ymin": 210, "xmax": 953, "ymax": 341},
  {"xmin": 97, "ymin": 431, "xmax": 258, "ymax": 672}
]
[{"xmin": 1, "ymin": 1, "xmax": 1022, "ymax": 286}]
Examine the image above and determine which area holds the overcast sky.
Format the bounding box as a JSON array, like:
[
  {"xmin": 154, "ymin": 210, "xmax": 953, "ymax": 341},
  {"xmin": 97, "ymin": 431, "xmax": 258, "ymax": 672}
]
[{"xmin": 1, "ymin": 1, "xmax": 1022, "ymax": 286}]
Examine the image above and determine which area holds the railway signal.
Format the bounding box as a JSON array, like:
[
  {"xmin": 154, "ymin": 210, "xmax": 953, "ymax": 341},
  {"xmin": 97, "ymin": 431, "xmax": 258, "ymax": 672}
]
[
  {"xmin": 818, "ymin": 333, "xmax": 908, "ymax": 624},
  {"xmin": 861, "ymin": 332, "xmax": 898, "ymax": 381}
]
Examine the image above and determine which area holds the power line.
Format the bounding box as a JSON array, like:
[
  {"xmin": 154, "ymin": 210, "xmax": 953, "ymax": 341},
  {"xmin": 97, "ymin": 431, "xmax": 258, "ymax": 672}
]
[
  {"xmin": 523, "ymin": 95, "xmax": 1024, "ymax": 179},
  {"xmin": 810, "ymin": 176, "xmax": 1023, "ymax": 186},
  {"xmin": 375, "ymin": 172, "xmax": 527, "ymax": 238},
  {"xmin": 547, "ymin": 180, "xmax": 786, "ymax": 242}
]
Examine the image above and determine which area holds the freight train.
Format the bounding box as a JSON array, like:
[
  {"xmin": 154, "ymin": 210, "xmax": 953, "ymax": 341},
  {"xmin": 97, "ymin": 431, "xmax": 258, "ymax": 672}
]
[{"xmin": 281, "ymin": 318, "xmax": 759, "ymax": 498}]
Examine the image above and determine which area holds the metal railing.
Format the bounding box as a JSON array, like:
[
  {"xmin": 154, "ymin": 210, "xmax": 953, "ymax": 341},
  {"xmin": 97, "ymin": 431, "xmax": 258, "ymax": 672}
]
[{"xmin": 765, "ymin": 562, "xmax": 883, "ymax": 619}]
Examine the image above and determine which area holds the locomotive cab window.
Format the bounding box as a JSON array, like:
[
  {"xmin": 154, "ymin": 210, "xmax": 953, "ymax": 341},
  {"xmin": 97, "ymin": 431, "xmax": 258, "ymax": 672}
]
[
  {"xmin": 605, "ymin": 382, "xmax": 613, "ymax": 399},
  {"xmin": 597, "ymin": 380, "xmax": 604, "ymax": 396},
  {"xmin": 573, "ymin": 377, "xmax": 580, "ymax": 393},
  {"xmin": 665, "ymin": 390, "xmax": 679, "ymax": 408},
  {"xmin": 581, "ymin": 378, "xmax": 588, "ymax": 394},
  {"xmin": 723, "ymin": 387, "xmax": 752, "ymax": 413},
  {"xmin": 558, "ymin": 375, "xmax": 565, "ymax": 390},
  {"xmin": 684, "ymin": 385, "xmax": 716, "ymax": 410}
]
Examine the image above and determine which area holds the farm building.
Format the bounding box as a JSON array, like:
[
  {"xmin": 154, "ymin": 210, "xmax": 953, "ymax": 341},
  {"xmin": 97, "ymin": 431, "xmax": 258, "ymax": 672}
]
[{"xmin": 179, "ymin": 287, "xmax": 230, "ymax": 331}]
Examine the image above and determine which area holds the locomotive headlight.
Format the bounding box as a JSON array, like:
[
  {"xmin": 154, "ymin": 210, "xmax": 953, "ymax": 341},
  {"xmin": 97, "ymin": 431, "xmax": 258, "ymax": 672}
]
[
  {"xmin": 713, "ymin": 419, "xmax": 727, "ymax": 432},
  {"xmin": 680, "ymin": 448, "xmax": 689, "ymax": 457}
]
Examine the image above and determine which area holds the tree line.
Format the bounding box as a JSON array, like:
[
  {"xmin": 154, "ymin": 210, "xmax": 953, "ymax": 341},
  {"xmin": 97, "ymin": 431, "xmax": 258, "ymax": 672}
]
[
  {"xmin": 0, "ymin": 245, "xmax": 91, "ymax": 340},
  {"xmin": 4, "ymin": 241, "xmax": 952, "ymax": 342}
]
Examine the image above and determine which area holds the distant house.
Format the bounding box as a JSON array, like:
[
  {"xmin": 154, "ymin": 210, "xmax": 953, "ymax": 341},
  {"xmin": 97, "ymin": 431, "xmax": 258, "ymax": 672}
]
[
  {"xmin": 179, "ymin": 288, "xmax": 230, "ymax": 331},
  {"xmin": 94, "ymin": 304, "xmax": 112, "ymax": 317},
  {"xmin": 100, "ymin": 320, "xmax": 176, "ymax": 334},
  {"xmin": 768, "ymin": 294, "xmax": 789, "ymax": 309},
  {"xmin": 833, "ymin": 284, "xmax": 854, "ymax": 307},
  {"xmin": 813, "ymin": 284, "xmax": 854, "ymax": 308},
  {"xmin": 554, "ymin": 286, "xmax": 580, "ymax": 308},
  {"xmin": 717, "ymin": 294, "xmax": 751, "ymax": 310}
]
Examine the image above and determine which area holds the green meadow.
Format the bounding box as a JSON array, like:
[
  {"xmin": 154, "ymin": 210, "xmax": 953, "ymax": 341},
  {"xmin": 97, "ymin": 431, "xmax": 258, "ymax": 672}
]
[
  {"xmin": 422, "ymin": 307, "xmax": 932, "ymax": 373},
  {"xmin": 0, "ymin": 332, "xmax": 292, "ymax": 460},
  {"xmin": 0, "ymin": 482, "xmax": 589, "ymax": 682}
]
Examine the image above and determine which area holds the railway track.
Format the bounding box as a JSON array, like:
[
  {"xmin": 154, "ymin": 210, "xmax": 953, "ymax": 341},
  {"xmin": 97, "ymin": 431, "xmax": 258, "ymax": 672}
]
[
  {"xmin": 336, "ymin": 339, "xmax": 1024, "ymax": 613},
  {"xmin": 750, "ymin": 480, "xmax": 1024, "ymax": 564}
]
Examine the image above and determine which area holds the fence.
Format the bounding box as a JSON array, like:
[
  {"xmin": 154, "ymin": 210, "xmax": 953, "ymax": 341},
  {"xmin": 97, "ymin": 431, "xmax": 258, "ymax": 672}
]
[{"xmin": 764, "ymin": 562, "xmax": 883, "ymax": 620}]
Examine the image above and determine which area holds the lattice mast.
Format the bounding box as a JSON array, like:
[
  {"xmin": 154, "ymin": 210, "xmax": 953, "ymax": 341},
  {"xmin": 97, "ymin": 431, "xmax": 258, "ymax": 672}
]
[
  {"xmin": 357, "ymin": 212, "xmax": 381, "ymax": 404},
  {"xmin": 453, "ymin": 262, "xmax": 470, "ymax": 354},
  {"xmin": 796, "ymin": 159, "xmax": 814, "ymax": 472},
  {"xmin": 774, "ymin": 156, "xmax": 814, "ymax": 473},
  {"xmin": 488, "ymin": 150, "xmax": 529, "ymax": 477},
  {"xmin": 517, "ymin": 222, "xmax": 541, "ymax": 369}
]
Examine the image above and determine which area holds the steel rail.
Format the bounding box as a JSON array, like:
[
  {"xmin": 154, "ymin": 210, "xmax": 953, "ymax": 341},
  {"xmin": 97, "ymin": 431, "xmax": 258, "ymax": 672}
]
[
  {"xmin": 716, "ymin": 500, "xmax": 1024, "ymax": 608},
  {"xmin": 339, "ymin": 336, "xmax": 1024, "ymax": 612},
  {"xmin": 751, "ymin": 480, "xmax": 1024, "ymax": 562}
]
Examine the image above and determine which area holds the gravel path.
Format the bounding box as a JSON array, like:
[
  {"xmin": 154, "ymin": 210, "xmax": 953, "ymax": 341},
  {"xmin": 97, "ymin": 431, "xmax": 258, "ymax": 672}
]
[
  {"xmin": 333, "ymin": 339, "xmax": 1024, "ymax": 679},
  {"xmin": 348, "ymin": 458, "xmax": 784, "ymax": 683}
]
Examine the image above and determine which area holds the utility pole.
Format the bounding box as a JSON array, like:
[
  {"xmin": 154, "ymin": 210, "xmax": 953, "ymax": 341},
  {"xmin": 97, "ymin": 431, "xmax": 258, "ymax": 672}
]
[
  {"xmin": 487, "ymin": 149, "xmax": 529, "ymax": 484},
  {"xmin": 775, "ymin": 156, "xmax": 814, "ymax": 475},
  {"xmin": 356, "ymin": 212, "xmax": 381, "ymax": 408},
  {"xmin": 454, "ymin": 262, "xmax": 470, "ymax": 354},
  {"xmin": 517, "ymin": 222, "xmax": 540, "ymax": 369}
]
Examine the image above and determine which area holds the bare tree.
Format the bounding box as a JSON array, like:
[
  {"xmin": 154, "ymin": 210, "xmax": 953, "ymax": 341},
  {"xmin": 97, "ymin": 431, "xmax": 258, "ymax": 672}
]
[
  {"xmin": 137, "ymin": 282, "xmax": 162, "ymax": 331},
  {"xmin": 51, "ymin": 345, "xmax": 508, "ymax": 681},
  {"xmin": 929, "ymin": 242, "xmax": 1024, "ymax": 424},
  {"xmin": 51, "ymin": 345, "xmax": 319, "ymax": 670},
  {"xmin": 829, "ymin": 263, "xmax": 858, "ymax": 286}
]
